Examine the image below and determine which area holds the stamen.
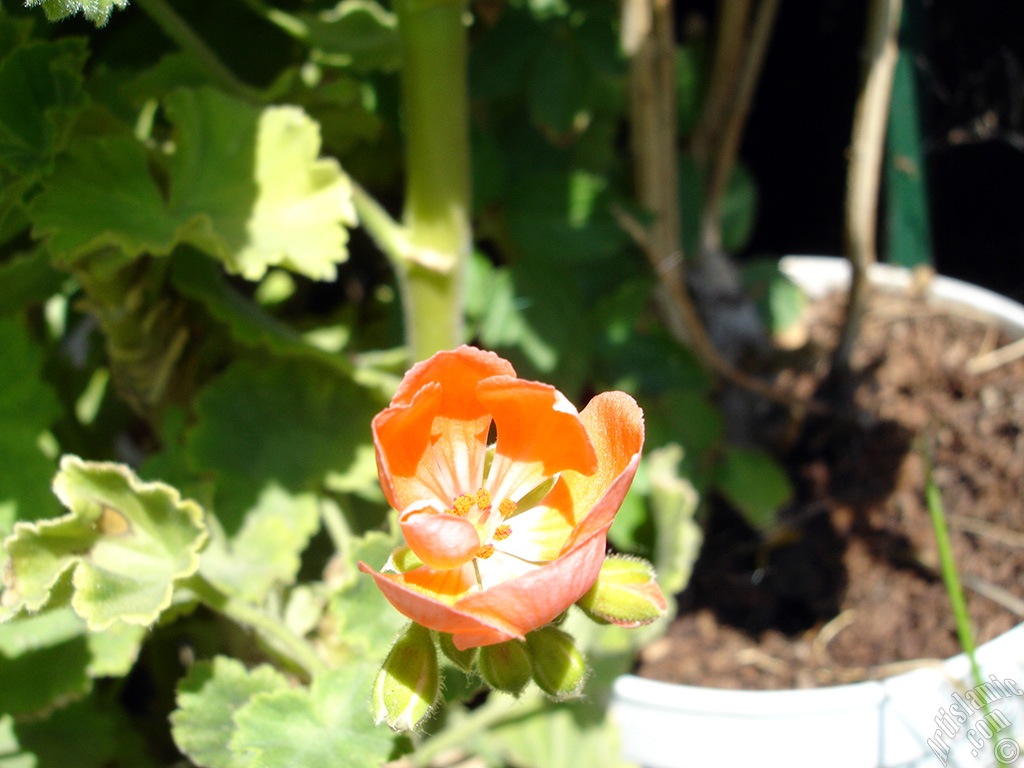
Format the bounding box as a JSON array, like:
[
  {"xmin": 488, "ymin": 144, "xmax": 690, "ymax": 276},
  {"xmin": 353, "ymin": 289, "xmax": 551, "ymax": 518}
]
[
  {"xmin": 475, "ymin": 544, "xmax": 495, "ymax": 559},
  {"xmin": 452, "ymin": 494, "xmax": 473, "ymax": 516},
  {"xmin": 499, "ymin": 498, "xmax": 517, "ymax": 518},
  {"xmin": 492, "ymin": 524, "xmax": 512, "ymax": 541},
  {"xmin": 475, "ymin": 488, "xmax": 492, "ymax": 511}
]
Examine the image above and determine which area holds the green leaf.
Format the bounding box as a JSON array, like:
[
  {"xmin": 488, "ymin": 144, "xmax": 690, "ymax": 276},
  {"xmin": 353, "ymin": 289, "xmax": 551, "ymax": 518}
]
[
  {"xmin": 169, "ymin": 250, "xmax": 356, "ymax": 377},
  {"xmin": 0, "ymin": 38, "xmax": 87, "ymax": 177},
  {"xmin": 713, "ymin": 446, "xmax": 792, "ymax": 532},
  {"xmin": 0, "ymin": 253, "xmax": 66, "ymax": 318},
  {"xmin": 28, "ymin": 134, "xmax": 180, "ymax": 264},
  {"xmin": 15, "ymin": 696, "xmax": 153, "ymax": 768},
  {"xmin": 304, "ymin": 0, "xmax": 400, "ymax": 72},
  {"xmin": 0, "ymin": 319, "xmax": 62, "ymax": 536},
  {"xmin": 741, "ymin": 258, "xmax": 809, "ymax": 337},
  {"xmin": 0, "ymin": 456, "xmax": 208, "ymax": 629},
  {"xmin": 327, "ymin": 528, "xmax": 408, "ymax": 656},
  {"xmin": 164, "ymin": 89, "xmax": 356, "ymax": 282},
  {"xmin": 170, "ymin": 656, "xmax": 290, "ymax": 768},
  {"xmin": 230, "ymin": 666, "xmax": 394, "ymax": 768},
  {"xmin": 30, "ymin": 89, "xmax": 356, "ymax": 282},
  {"xmin": 186, "ymin": 357, "xmax": 379, "ymax": 530},
  {"xmin": 199, "ymin": 485, "xmax": 320, "ymax": 602},
  {"xmin": 24, "ymin": 0, "xmax": 129, "ymax": 26},
  {"xmin": 0, "ymin": 714, "xmax": 36, "ymax": 768},
  {"xmin": 646, "ymin": 444, "xmax": 701, "ymax": 596},
  {"xmin": 0, "ymin": 602, "xmax": 144, "ymax": 716}
]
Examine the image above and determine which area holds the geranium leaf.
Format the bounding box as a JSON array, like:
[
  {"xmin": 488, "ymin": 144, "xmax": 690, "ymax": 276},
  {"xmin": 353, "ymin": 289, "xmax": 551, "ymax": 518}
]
[
  {"xmin": 28, "ymin": 134, "xmax": 180, "ymax": 265},
  {"xmin": 170, "ymin": 656, "xmax": 290, "ymax": 768},
  {"xmin": 646, "ymin": 444, "xmax": 702, "ymax": 596},
  {"xmin": 713, "ymin": 446, "xmax": 792, "ymax": 533},
  {"xmin": 165, "ymin": 88, "xmax": 356, "ymax": 282},
  {"xmin": 199, "ymin": 485, "xmax": 320, "ymax": 602},
  {"xmin": 0, "ymin": 319, "xmax": 62, "ymax": 537},
  {"xmin": 0, "ymin": 606, "xmax": 144, "ymax": 716},
  {"xmin": 0, "ymin": 714, "xmax": 35, "ymax": 768},
  {"xmin": 230, "ymin": 665, "xmax": 393, "ymax": 768},
  {"xmin": 303, "ymin": 0, "xmax": 400, "ymax": 72},
  {"xmin": 24, "ymin": 0, "xmax": 129, "ymax": 27},
  {"xmin": 0, "ymin": 37, "xmax": 87, "ymax": 177},
  {"xmin": 186, "ymin": 357, "xmax": 379, "ymax": 531},
  {"xmin": 0, "ymin": 456, "xmax": 207, "ymax": 630}
]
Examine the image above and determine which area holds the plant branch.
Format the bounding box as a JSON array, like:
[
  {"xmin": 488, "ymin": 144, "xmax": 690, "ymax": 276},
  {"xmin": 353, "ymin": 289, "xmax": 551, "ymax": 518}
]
[
  {"xmin": 186, "ymin": 574, "xmax": 327, "ymax": 682},
  {"xmin": 351, "ymin": 180, "xmax": 412, "ymax": 268},
  {"xmin": 832, "ymin": 0, "xmax": 902, "ymax": 378},
  {"xmin": 700, "ymin": 0, "xmax": 781, "ymax": 257},
  {"xmin": 622, "ymin": 0, "xmax": 824, "ymax": 415},
  {"xmin": 134, "ymin": 0, "xmax": 263, "ymax": 104}
]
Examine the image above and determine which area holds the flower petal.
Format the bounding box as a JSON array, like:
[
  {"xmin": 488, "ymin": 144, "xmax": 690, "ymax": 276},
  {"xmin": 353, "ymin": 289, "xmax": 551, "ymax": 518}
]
[
  {"xmin": 559, "ymin": 391, "xmax": 644, "ymax": 551},
  {"xmin": 358, "ymin": 562, "xmax": 522, "ymax": 648},
  {"xmin": 400, "ymin": 506, "xmax": 481, "ymax": 570},
  {"xmin": 374, "ymin": 347, "xmax": 512, "ymax": 511},
  {"xmin": 454, "ymin": 532, "xmax": 608, "ymax": 639},
  {"xmin": 497, "ymin": 503, "xmax": 574, "ymax": 563},
  {"xmin": 476, "ymin": 377, "xmax": 597, "ymax": 478}
]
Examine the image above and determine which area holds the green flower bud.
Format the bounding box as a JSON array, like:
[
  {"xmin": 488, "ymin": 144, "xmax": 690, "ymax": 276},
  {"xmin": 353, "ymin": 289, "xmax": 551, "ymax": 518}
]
[
  {"xmin": 478, "ymin": 640, "xmax": 532, "ymax": 696},
  {"xmin": 372, "ymin": 623, "xmax": 440, "ymax": 731},
  {"xmin": 576, "ymin": 555, "xmax": 667, "ymax": 628},
  {"xmin": 438, "ymin": 631, "xmax": 477, "ymax": 672},
  {"xmin": 525, "ymin": 626, "xmax": 587, "ymax": 699}
]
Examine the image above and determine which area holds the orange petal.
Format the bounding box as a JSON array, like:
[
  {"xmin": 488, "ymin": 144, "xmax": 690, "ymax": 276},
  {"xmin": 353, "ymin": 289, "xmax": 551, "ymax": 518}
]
[
  {"xmin": 559, "ymin": 391, "xmax": 644, "ymax": 552},
  {"xmin": 373, "ymin": 383, "xmax": 443, "ymax": 509},
  {"xmin": 358, "ymin": 562, "xmax": 522, "ymax": 648},
  {"xmin": 476, "ymin": 377, "xmax": 597, "ymax": 476},
  {"xmin": 401, "ymin": 506, "xmax": 481, "ymax": 570},
  {"xmin": 391, "ymin": 346, "xmax": 515, "ymax": 417},
  {"xmin": 455, "ymin": 531, "xmax": 608, "ymax": 638}
]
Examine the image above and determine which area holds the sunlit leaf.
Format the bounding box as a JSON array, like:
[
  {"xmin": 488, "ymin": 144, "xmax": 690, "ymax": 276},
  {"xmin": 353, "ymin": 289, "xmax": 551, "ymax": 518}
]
[
  {"xmin": 24, "ymin": 0, "xmax": 129, "ymax": 26},
  {"xmin": 170, "ymin": 656, "xmax": 290, "ymax": 768},
  {"xmin": 0, "ymin": 456, "xmax": 207, "ymax": 629},
  {"xmin": 0, "ymin": 319, "xmax": 62, "ymax": 536},
  {"xmin": 230, "ymin": 665, "xmax": 393, "ymax": 768},
  {"xmin": 0, "ymin": 714, "xmax": 35, "ymax": 768},
  {"xmin": 186, "ymin": 357, "xmax": 379, "ymax": 531},
  {"xmin": 165, "ymin": 89, "xmax": 356, "ymax": 282},
  {"xmin": 199, "ymin": 485, "xmax": 320, "ymax": 602},
  {"xmin": 646, "ymin": 444, "xmax": 701, "ymax": 596},
  {"xmin": 303, "ymin": 0, "xmax": 400, "ymax": 72}
]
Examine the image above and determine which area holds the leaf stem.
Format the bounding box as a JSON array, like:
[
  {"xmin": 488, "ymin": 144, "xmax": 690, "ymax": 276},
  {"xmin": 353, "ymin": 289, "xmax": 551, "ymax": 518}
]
[
  {"xmin": 410, "ymin": 694, "xmax": 547, "ymax": 767},
  {"xmin": 186, "ymin": 574, "xmax": 327, "ymax": 681},
  {"xmin": 133, "ymin": 0, "xmax": 263, "ymax": 104}
]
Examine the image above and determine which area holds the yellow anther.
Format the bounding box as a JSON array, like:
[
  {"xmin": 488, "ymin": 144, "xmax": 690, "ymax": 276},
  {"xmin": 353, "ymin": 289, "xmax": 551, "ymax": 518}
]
[
  {"xmin": 492, "ymin": 524, "xmax": 512, "ymax": 541},
  {"xmin": 475, "ymin": 488, "xmax": 492, "ymax": 511},
  {"xmin": 499, "ymin": 498, "xmax": 517, "ymax": 519},
  {"xmin": 476, "ymin": 544, "xmax": 495, "ymax": 559},
  {"xmin": 452, "ymin": 494, "xmax": 473, "ymax": 516}
]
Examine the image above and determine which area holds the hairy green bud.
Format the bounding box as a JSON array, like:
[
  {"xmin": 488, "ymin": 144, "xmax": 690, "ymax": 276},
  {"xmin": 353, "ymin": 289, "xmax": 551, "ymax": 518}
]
[
  {"xmin": 372, "ymin": 623, "xmax": 439, "ymax": 731},
  {"xmin": 478, "ymin": 640, "xmax": 532, "ymax": 696},
  {"xmin": 525, "ymin": 626, "xmax": 586, "ymax": 699},
  {"xmin": 576, "ymin": 555, "xmax": 667, "ymax": 627},
  {"xmin": 438, "ymin": 631, "xmax": 477, "ymax": 672}
]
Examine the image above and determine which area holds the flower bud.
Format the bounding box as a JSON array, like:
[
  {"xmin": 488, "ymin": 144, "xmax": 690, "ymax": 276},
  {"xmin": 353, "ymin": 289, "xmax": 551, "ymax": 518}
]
[
  {"xmin": 525, "ymin": 626, "xmax": 586, "ymax": 699},
  {"xmin": 478, "ymin": 640, "xmax": 532, "ymax": 696},
  {"xmin": 576, "ymin": 555, "xmax": 667, "ymax": 628},
  {"xmin": 372, "ymin": 623, "xmax": 439, "ymax": 731},
  {"xmin": 438, "ymin": 631, "xmax": 477, "ymax": 672}
]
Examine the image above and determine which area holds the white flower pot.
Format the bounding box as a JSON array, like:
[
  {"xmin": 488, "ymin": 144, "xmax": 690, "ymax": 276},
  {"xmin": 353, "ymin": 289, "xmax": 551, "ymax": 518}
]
[{"xmin": 611, "ymin": 257, "xmax": 1024, "ymax": 768}]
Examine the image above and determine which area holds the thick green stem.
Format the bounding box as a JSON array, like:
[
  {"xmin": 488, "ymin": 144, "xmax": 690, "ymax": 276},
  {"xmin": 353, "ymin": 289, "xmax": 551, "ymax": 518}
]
[
  {"xmin": 394, "ymin": 0, "xmax": 472, "ymax": 362},
  {"xmin": 187, "ymin": 574, "xmax": 327, "ymax": 682}
]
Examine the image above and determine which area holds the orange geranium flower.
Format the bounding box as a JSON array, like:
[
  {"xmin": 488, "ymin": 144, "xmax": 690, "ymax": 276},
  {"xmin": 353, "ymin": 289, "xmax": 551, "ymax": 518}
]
[{"xmin": 359, "ymin": 346, "xmax": 644, "ymax": 650}]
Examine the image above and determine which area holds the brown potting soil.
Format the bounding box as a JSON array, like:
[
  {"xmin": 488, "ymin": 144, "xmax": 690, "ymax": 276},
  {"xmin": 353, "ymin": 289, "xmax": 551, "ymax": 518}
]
[{"xmin": 636, "ymin": 285, "xmax": 1024, "ymax": 689}]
